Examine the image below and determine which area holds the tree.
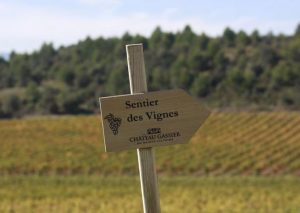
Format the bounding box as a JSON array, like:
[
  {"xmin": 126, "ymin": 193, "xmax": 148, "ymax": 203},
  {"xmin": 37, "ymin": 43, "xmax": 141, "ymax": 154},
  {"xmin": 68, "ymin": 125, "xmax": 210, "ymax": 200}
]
[
  {"xmin": 0, "ymin": 95, "xmax": 21, "ymax": 118},
  {"xmin": 295, "ymin": 23, "xmax": 300, "ymax": 36},
  {"xmin": 288, "ymin": 36, "xmax": 300, "ymax": 61},
  {"xmin": 227, "ymin": 68, "xmax": 244, "ymax": 89},
  {"xmin": 58, "ymin": 67, "xmax": 75, "ymax": 86},
  {"xmin": 190, "ymin": 72, "xmax": 211, "ymax": 97},
  {"xmin": 149, "ymin": 27, "xmax": 163, "ymax": 49},
  {"xmin": 25, "ymin": 82, "xmax": 40, "ymax": 111},
  {"xmin": 174, "ymin": 25, "xmax": 196, "ymax": 54},
  {"xmin": 188, "ymin": 51, "xmax": 210, "ymax": 72},
  {"xmin": 57, "ymin": 89, "xmax": 83, "ymax": 114},
  {"xmin": 271, "ymin": 61, "xmax": 297, "ymax": 87},
  {"xmin": 37, "ymin": 86, "xmax": 59, "ymax": 114},
  {"xmin": 258, "ymin": 46, "xmax": 280, "ymax": 67},
  {"xmin": 1, "ymin": 24, "xmax": 300, "ymax": 117},
  {"xmin": 105, "ymin": 62, "xmax": 129, "ymax": 95},
  {"xmin": 0, "ymin": 58, "xmax": 9, "ymax": 88},
  {"xmin": 150, "ymin": 67, "xmax": 170, "ymax": 90},
  {"xmin": 236, "ymin": 30, "xmax": 250, "ymax": 47},
  {"xmin": 223, "ymin": 27, "xmax": 236, "ymax": 47},
  {"xmin": 196, "ymin": 33, "xmax": 210, "ymax": 50},
  {"xmin": 170, "ymin": 56, "xmax": 192, "ymax": 89},
  {"xmin": 9, "ymin": 54, "xmax": 32, "ymax": 86},
  {"xmin": 251, "ymin": 30, "xmax": 260, "ymax": 45}
]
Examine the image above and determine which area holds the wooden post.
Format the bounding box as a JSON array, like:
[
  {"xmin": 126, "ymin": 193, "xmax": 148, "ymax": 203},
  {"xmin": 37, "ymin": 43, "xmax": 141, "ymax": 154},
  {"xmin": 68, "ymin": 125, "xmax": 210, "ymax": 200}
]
[{"xmin": 126, "ymin": 44, "xmax": 161, "ymax": 213}]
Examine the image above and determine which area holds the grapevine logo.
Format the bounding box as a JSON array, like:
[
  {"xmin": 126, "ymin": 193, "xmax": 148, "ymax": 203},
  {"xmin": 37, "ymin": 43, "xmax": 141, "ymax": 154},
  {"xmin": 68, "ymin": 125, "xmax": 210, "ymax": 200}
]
[
  {"xmin": 147, "ymin": 128, "xmax": 161, "ymax": 134},
  {"xmin": 104, "ymin": 113, "xmax": 122, "ymax": 135}
]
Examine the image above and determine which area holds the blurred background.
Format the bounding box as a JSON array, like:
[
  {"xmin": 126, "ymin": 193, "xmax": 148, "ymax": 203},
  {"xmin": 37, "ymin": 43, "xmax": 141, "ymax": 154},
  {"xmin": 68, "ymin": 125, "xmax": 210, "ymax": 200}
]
[{"xmin": 0, "ymin": 0, "xmax": 299, "ymax": 212}]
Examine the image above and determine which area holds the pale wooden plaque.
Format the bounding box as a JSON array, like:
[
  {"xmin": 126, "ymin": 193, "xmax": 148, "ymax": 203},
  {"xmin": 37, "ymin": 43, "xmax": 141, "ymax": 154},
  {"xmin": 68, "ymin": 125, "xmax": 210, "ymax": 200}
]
[{"xmin": 99, "ymin": 89, "xmax": 210, "ymax": 152}]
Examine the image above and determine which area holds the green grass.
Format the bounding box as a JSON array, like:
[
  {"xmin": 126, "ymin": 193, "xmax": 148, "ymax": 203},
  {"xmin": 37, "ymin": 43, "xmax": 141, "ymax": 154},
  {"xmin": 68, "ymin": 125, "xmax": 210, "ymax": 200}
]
[{"xmin": 0, "ymin": 176, "xmax": 299, "ymax": 213}]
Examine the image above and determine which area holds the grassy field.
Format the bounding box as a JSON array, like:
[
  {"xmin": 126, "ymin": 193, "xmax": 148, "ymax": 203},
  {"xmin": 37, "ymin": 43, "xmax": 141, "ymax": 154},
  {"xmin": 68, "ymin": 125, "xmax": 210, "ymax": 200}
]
[
  {"xmin": 0, "ymin": 112, "xmax": 300, "ymax": 212},
  {"xmin": 0, "ymin": 112, "xmax": 299, "ymax": 176},
  {"xmin": 0, "ymin": 176, "xmax": 299, "ymax": 213}
]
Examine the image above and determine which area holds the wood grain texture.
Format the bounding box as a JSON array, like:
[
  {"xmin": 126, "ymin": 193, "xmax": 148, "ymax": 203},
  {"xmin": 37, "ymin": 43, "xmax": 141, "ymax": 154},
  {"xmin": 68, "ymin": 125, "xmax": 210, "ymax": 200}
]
[
  {"xmin": 126, "ymin": 44, "xmax": 161, "ymax": 213},
  {"xmin": 137, "ymin": 148, "xmax": 160, "ymax": 213},
  {"xmin": 100, "ymin": 89, "xmax": 210, "ymax": 152},
  {"xmin": 126, "ymin": 44, "xmax": 147, "ymax": 94}
]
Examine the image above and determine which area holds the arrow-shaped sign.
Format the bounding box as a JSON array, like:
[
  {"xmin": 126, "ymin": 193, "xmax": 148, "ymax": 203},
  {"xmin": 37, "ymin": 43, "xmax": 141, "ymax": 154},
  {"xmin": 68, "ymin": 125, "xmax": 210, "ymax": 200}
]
[{"xmin": 100, "ymin": 89, "xmax": 210, "ymax": 152}]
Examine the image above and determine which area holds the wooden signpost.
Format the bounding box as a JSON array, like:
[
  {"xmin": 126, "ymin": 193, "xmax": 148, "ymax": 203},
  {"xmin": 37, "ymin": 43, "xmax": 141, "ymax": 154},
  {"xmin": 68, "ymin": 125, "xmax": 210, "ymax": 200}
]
[
  {"xmin": 99, "ymin": 44, "xmax": 210, "ymax": 213},
  {"xmin": 100, "ymin": 89, "xmax": 210, "ymax": 152}
]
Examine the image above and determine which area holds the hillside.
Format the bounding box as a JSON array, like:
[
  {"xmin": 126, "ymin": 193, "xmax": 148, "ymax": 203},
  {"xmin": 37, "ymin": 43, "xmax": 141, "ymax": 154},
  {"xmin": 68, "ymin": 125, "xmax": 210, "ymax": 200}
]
[
  {"xmin": 1, "ymin": 25, "xmax": 300, "ymax": 118},
  {"xmin": 0, "ymin": 112, "xmax": 299, "ymax": 176}
]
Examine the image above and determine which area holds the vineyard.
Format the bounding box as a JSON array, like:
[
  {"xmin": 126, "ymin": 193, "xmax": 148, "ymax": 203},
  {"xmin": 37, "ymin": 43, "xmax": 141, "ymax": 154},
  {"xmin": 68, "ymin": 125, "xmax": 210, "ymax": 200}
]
[
  {"xmin": 0, "ymin": 112, "xmax": 299, "ymax": 176},
  {"xmin": 0, "ymin": 112, "xmax": 300, "ymax": 212}
]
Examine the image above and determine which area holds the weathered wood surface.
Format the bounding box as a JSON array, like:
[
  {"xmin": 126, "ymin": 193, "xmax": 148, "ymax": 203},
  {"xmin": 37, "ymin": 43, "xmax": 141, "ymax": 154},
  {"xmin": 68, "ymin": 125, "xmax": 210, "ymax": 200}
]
[
  {"xmin": 99, "ymin": 43, "xmax": 210, "ymax": 213},
  {"xmin": 126, "ymin": 44, "xmax": 161, "ymax": 213},
  {"xmin": 100, "ymin": 89, "xmax": 210, "ymax": 152}
]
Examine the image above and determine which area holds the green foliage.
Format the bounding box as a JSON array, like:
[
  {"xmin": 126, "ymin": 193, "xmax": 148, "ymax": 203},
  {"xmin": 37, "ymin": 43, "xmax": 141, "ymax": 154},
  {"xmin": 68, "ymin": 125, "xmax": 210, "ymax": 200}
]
[
  {"xmin": 271, "ymin": 61, "xmax": 296, "ymax": 87},
  {"xmin": 0, "ymin": 94, "xmax": 21, "ymax": 117},
  {"xmin": 295, "ymin": 23, "xmax": 300, "ymax": 36},
  {"xmin": 223, "ymin": 27, "xmax": 236, "ymax": 47},
  {"xmin": 191, "ymin": 72, "xmax": 211, "ymax": 97},
  {"xmin": 37, "ymin": 86, "xmax": 60, "ymax": 114},
  {"xmin": 0, "ymin": 24, "xmax": 300, "ymax": 117},
  {"xmin": 236, "ymin": 30, "xmax": 251, "ymax": 47}
]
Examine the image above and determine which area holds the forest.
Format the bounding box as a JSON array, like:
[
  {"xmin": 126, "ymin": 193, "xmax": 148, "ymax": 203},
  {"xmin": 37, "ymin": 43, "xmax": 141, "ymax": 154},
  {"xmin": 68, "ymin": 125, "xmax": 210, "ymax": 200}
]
[{"xmin": 0, "ymin": 24, "xmax": 300, "ymax": 118}]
